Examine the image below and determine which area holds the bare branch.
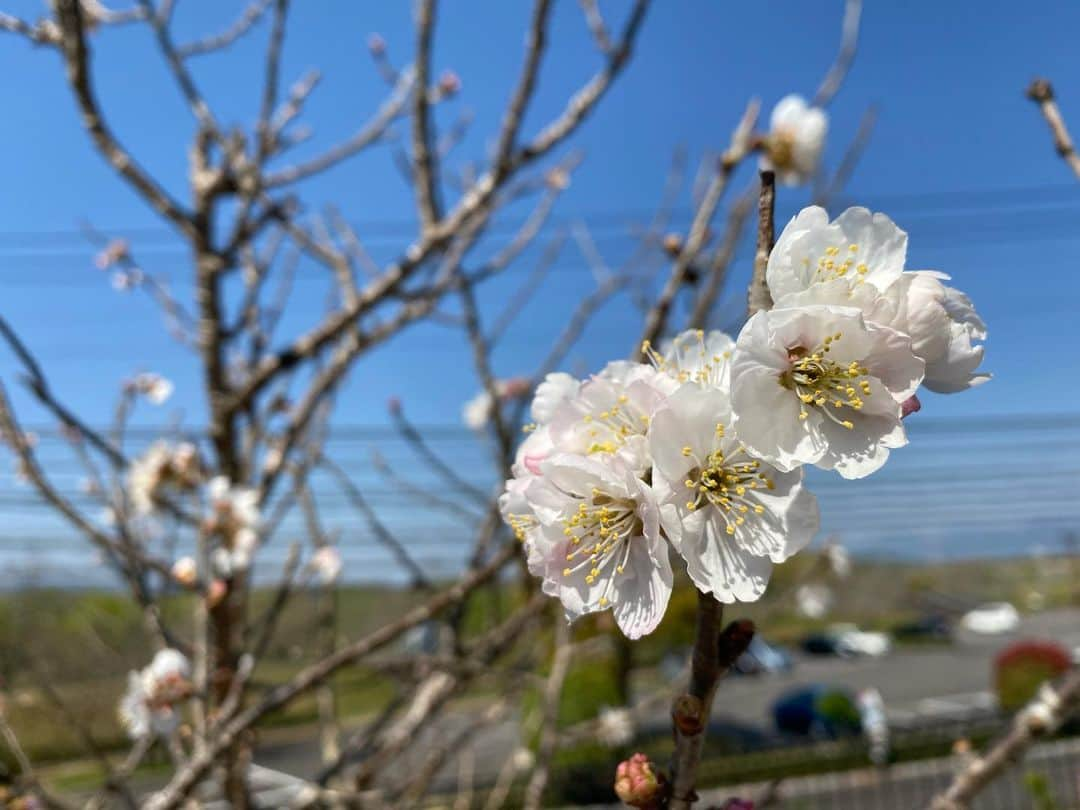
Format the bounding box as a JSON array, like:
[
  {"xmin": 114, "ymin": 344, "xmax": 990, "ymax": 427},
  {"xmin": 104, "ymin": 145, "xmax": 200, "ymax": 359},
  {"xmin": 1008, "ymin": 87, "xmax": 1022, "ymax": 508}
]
[
  {"xmin": 638, "ymin": 100, "xmax": 759, "ymax": 355},
  {"xmin": 812, "ymin": 0, "xmax": 863, "ymax": 107},
  {"xmin": 667, "ymin": 612, "xmax": 755, "ymax": 809},
  {"xmin": 53, "ymin": 0, "xmax": 194, "ymax": 236},
  {"xmin": 177, "ymin": 0, "xmax": 275, "ymax": 58},
  {"xmin": 747, "ymin": 169, "xmax": 775, "ymax": 317},
  {"xmin": 491, "ymin": 0, "xmax": 555, "ymax": 183},
  {"xmin": 411, "ymin": 0, "xmax": 441, "ymax": 229},
  {"xmin": 147, "ymin": 541, "xmax": 519, "ymax": 810},
  {"xmin": 264, "ymin": 69, "xmax": 414, "ymax": 187},
  {"xmin": 928, "ymin": 668, "xmax": 1080, "ymax": 809},
  {"xmin": 1026, "ymin": 78, "xmax": 1080, "ymax": 181},
  {"xmin": 578, "ymin": 0, "xmax": 613, "ymax": 53},
  {"xmin": 0, "ymin": 12, "xmax": 60, "ymax": 45}
]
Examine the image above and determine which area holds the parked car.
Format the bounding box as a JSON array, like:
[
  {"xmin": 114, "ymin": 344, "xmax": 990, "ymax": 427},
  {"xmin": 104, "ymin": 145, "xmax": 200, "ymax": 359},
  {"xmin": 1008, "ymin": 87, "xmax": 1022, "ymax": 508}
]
[
  {"xmin": 772, "ymin": 684, "xmax": 862, "ymax": 738},
  {"xmin": 893, "ymin": 614, "xmax": 952, "ymax": 642},
  {"xmin": 734, "ymin": 636, "xmax": 795, "ymax": 674},
  {"xmin": 800, "ymin": 624, "xmax": 891, "ymax": 658},
  {"xmin": 959, "ymin": 602, "xmax": 1020, "ymax": 635}
]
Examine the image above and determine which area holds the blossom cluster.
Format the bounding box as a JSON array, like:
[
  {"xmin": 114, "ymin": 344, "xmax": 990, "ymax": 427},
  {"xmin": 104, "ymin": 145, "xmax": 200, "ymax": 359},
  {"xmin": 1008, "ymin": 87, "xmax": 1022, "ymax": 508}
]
[
  {"xmin": 118, "ymin": 648, "xmax": 192, "ymax": 739},
  {"xmin": 500, "ymin": 206, "xmax": 987, "ymax": 639}
]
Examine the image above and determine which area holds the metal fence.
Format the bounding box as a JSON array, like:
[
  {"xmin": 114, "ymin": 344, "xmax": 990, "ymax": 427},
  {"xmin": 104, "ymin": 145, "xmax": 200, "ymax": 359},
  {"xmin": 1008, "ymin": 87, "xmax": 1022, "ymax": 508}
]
[{"xmin": 695, "ymin": 721, "xmax": 1080, "ymax": 810}]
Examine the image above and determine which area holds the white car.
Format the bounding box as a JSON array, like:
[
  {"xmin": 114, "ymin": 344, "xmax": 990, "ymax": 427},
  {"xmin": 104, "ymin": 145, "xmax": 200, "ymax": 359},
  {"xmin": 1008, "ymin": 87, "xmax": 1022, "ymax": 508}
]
[
  {"xmin": 830, "ymin": 624, "xmax": 892, "ymax": 657},
  {"xmin": 959, "ymin": 602, "xmax": 1020, "ymax": 635}
]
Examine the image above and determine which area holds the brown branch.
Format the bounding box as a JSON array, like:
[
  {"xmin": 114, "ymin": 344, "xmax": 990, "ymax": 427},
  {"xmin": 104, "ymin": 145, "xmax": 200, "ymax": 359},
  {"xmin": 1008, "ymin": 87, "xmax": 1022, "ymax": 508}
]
[
  {"xmin": 687, "ymin": 185, "xmax": 754, "ymax": 330},
  {"xmin": 491, "ymin": 0, "xmax": 555, "ymax": 183},
  {"xmin": 747, "ymin": 170, "xmax": 775, "ymax": 317},
  {"xmin": 637, "ymin": 100, "xmax": 759, "ymax": 356},
  {"xmin": 928, "ymin": 668, "xmax": 1080, "ymax": 809},
  {"xmin": 667, "ymin": 611, "xmax": 755, "ymax": 809},
  {"xmin": 230, "ymin": 3, "xmax": 649, "ymax": 409},
  {"xmin": 411, "ymin": 0, "xmax": 441, "ymax": 230},
  {"xmin": 54, "ymin": 0, "xmax": 194, "ymax": 237},
  {"xmin": 1026, "ymin": 78, "xmax": 1080, "ymax": 181},
  {"xmin": 145, "ymin": 541, "xmax": 519, "ymax": 810}
]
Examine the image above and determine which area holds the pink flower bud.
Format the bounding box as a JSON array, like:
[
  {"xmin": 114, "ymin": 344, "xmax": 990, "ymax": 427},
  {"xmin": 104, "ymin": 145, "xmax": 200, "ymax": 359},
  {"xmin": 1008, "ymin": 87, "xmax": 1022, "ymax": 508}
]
[
  {"xmin": 900, "ymin": 394, "xmax": 921, "ymax": 419},
  {"xmin": 206, "ymin": 579, "xmax": 228, "ymax": 608},
  {"xmin": 387, "ymin": 396, "xmax": 402, "ymax": 416},
  {"xmin": 720, "ymin": 800, "xmax": 755, "ymax": 810},
  {"xmin": 438, "ymin": 69, "xmax": 461, "ymax": 95},
  {"xmin": 367, "ymin": 33, "xmax": 386, "ymax": 56},
  {"xmin": 614, "ymin": 753, "xmax": 664, "ymax": 809}
]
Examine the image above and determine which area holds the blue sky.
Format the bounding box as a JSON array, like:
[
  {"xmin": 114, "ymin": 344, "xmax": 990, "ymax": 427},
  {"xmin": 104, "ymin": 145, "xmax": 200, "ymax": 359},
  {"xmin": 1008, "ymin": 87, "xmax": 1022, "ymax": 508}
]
[
  {"xmin": 3, "ymin": 1, "xmax": 1080, "ymax": 580},
  {"xmin": 1, "ymin": 0, "xmax": 1079, "ymax": 431}
]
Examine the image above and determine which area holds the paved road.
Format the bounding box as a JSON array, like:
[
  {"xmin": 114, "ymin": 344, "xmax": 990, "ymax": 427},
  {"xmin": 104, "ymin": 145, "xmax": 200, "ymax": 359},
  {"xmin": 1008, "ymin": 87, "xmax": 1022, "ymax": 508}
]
[
  {"xmin": 712, "ymin": 607, "xmax": 1080, "ymax": 730},
  {"xmin": 250, "ymin": 608, "xmax": 1080, "ymax": 795}
]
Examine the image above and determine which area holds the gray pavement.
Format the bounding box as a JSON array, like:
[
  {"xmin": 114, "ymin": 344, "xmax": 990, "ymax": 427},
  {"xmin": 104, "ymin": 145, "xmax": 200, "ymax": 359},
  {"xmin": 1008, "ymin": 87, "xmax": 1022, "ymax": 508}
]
[{"xmin": 249, "ymin": 607, "xmax": 1080, "ymax": 798}]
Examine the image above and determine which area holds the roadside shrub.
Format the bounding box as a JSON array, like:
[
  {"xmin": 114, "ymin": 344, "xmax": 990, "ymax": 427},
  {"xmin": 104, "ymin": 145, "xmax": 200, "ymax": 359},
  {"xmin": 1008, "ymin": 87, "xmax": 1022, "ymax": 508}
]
[{"xmin": 994, "ymin": 640, "xmax": 1071, "ymax": 712}]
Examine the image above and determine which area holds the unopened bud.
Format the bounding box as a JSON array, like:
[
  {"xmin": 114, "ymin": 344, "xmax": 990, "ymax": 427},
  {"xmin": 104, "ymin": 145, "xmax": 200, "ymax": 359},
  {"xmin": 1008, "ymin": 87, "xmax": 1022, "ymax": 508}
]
[
  {"xmin": 662, "ymin": 233, "xmax": 683, "ymax": 256},
  {"xmin": 672, "ymin": 694, "xmax": 705, "ymax": 735},
  {"xmin": 171, "ymin": 557, "xmax": 198, "ymax": 588},
  {"xmin": 387, "ymin": 396, "xmax": 402, "ymax": 416},
  {"xmin": 545, "ymin": 167, "xmax": 570, "ymax": 190},
  {"xmin": 367, "ymin": 33, "xmax": 386, "ymax": 56},
  {"xmin": 438, "ymin": 69, "xmax": 461, "ymax": 96},
  {"xmin": 720, "ymin": 800, "xmax": 755, "ymax": 810},
  {"xmin": 206, "ymin": 579, "xmax": 228, "ymax": 608},
  {"xmin": 614, "ymin": 753, "xmax": 664, "ymax": 809},
  {"xmin": 900, "ymin": 394, "xmax": 921, "ymax": 419}
]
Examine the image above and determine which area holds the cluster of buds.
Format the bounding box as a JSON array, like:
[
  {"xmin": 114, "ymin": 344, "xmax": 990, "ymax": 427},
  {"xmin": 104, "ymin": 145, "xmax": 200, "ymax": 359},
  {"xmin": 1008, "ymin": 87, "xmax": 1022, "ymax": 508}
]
[
  {"xmin": 127, "ymin": 441, "xmax": 204, "ymax": 515},
  {"xmin": 205, "ymin": 476, "xmax": 260, "ymax": 577},
  {"xmin": 118, "ymin": 649, "xmax": 192, "ymax": 739}
]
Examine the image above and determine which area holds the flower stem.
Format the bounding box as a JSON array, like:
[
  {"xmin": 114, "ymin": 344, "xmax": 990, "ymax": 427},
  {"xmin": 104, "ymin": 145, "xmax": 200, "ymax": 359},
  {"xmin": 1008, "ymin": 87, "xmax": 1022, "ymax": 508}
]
[{"xmin": 667, "ymin": 594, "xmax": 754, "ymax": 808}]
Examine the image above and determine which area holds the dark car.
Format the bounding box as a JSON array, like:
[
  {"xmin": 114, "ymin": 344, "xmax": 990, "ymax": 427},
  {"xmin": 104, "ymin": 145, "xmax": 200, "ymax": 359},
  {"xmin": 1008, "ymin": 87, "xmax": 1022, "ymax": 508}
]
[{"xmin": 893, "ymin": 614, "xmax": 952, "ymax": 642}]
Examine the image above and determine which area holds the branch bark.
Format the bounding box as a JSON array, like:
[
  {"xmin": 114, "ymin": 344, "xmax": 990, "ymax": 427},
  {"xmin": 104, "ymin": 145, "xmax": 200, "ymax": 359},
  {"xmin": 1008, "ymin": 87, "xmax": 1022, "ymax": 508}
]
[{"xmin": 1026, "ymin": 78, "xmax": 1080, "ymax": 181}]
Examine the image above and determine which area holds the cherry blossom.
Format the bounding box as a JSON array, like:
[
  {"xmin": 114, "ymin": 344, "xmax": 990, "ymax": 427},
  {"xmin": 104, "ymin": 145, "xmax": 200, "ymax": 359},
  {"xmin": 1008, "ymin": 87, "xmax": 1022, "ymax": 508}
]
[
  {"xmin": 520, "ymin": 451, "xmax": 671, "ymax": 639},
  {"xmin": 731, "ymin": 305, "xmax": 924, "ymax": 478},
  {"xmin": 118, "ymin": 649, "xmax": 192, "ymax": 739},
  {"xmin": 650, "ymin": 385, "xmax": 818, "ymax": 602}
]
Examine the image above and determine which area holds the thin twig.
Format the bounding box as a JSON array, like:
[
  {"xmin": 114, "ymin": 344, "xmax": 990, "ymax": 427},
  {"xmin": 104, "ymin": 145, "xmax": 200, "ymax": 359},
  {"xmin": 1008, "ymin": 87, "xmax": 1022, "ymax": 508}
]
[
  {"xmin": 1026, "ymin": 78, "xmax": 1080, "ymax": 181},
  {"xmin": 747, "ymin": 170, "xmax": 775, "ymax": 317},
  {"xmin": 177, "ymin": 0, "xmax": 275, "ymax": 58},
  {"xmin": 812, "ymin": 0, "xmax": 863, "ymax": 107}
]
